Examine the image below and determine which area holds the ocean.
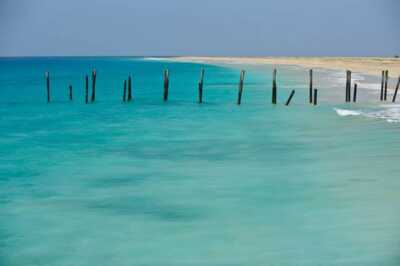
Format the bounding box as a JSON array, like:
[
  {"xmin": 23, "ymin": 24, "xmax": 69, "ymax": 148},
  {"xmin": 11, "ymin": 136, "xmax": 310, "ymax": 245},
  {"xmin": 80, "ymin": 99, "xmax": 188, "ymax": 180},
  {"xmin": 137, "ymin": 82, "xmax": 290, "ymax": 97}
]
[{"xmin": 0, "ymin": 57, "xmax": 399, "ymax": 266}]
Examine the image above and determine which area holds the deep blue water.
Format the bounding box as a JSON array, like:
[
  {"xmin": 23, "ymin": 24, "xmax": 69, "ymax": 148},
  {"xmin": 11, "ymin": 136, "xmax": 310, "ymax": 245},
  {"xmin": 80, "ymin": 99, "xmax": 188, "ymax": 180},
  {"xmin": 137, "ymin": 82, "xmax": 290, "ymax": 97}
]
[{"xmin": 0, "ymin": 57, "xmax": 399, "ymax": 266}]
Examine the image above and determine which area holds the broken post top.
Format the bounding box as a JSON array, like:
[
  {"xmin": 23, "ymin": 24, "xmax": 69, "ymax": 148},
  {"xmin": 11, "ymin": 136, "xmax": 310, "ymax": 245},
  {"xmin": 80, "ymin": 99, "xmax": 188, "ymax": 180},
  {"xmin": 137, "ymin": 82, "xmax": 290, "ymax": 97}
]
[
  {"xmin": 163, "ymin": 70, "xmax": 169, "ymax": 83},
  {"xmin": 240, "ymin": 70, "xmax": 245, "ymax": 80},
  {"xmin": 199, "ymin": 68, "xmax": 205, "ymax": 82}
]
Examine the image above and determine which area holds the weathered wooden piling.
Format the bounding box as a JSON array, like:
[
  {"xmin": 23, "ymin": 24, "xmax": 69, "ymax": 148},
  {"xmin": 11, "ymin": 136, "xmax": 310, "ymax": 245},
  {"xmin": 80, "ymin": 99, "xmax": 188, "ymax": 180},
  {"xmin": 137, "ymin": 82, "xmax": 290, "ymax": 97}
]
[
  {"xmin": 237, "ymin": 70, "xmax": 245, "ymax": 105},
  {"xmin": 198, "ymin": 69, "xmax": 205, "ymax": 103},
  {"xmin": 123, "ymin": 80, "xmax": 127, "ymax": 102},
  {"xmin": 349, "ymin": 71, "xmax": 352, "ymax": 102},
  {"xmin": 380, "ymin": 70, "xmax": 385, "ymax": 101},
  {"xmin": 45, "ymin": 72, "xmax": 50, "ymax": 103},
  {"xmin": 313, "ymin": 89, "xmax": 318, "ymax": 106},
  {"xmin": 345, "ymin": 70, "xmax": 352, "ymax": 102},
  {"xmin": 272, "ymin": 69, "xmax": 277, "ymax": 104},
  {"xmin": 384, "ymin": 70, "xmax": 389, "ymax": 101},
  {"xmin": 69, "ymin": 85, "xmax": 73, "ymax": 101},
  {"xmin": 285, "ymin": 90, "xmax": 295, "ymax": 106},
  {"xmin": 309, "ymin": 69, "xmax": 313, "ymax": 104},
  {"xmin": 392, "ymin": 76, "xmax": 400, "ymax": 103},
  {"xmin": 85, "ymin": 75, "xmax": 89, "ymax": 104},
  {"xmin": 127, "ymin": 75, "xmax": 132, "ymax": 102},
  {"xmin": 163, "ymin": 69, "xmax": 169, "ymax": 101},
  {"xmin": 91, "ymin": 69, "xmax": 96, "ymax": 103},
  {"xmin": 353, "ymin": 83, "xmax": 357, "ymax": 103}
]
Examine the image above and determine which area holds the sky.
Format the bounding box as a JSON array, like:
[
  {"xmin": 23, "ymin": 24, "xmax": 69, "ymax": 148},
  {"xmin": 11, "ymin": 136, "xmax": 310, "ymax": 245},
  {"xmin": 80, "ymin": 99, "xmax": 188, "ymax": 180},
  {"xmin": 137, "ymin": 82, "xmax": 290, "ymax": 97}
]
[{"xmin": 0, "ymin": 0, "xmax": 399, "ymax": 57}]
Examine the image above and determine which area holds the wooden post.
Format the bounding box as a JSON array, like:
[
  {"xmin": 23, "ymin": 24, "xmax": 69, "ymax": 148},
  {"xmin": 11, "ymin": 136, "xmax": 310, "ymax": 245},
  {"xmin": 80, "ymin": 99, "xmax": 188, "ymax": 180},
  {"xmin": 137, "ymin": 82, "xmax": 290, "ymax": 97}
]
[
  {"xmin": 345, "ymin": 71, "xmax": 348, "ymax": 102},
  {"xmin": 45, "ymin": 72, "xmax": 50, "ymax": 103},
  {"xmin": 285, "ymin": 90, "xmax": 295, "ymax": 106},
  {"xmin": 384, "ymin": 70, "xmax": 389, "ymax": 101},
  {"xmin": 127, "ymin": 75, "xmax": 132, "ymax": 102},
  {"xmin": 345, "ymin": 70, "xmax": 352, "ymax": 102},
  {"xmin": 85, "ymin": 75, "xmax": 89, "ymax": 104},
  {"xmin": 353, "ymin": 83, "xmax": 357, "ymax": 103},
  {"xmin": 346, "ymin": 71, "xmax": 349, "ymax": 102},
  {"xmin": 380, "ymin": 70, "xmax": 384, "ymax": 101},
  {"xmin": 313, "ymin": 89, "xmax": 318, "ymax": 106},
  {"xmin": 237, "ymin": 70, "xmax": 245, "ymax": 105},
  {"xmin": 91, "ymin": 69, "xmax": 96, "ymax": 103},
  {"xmin": 349, "ymin": 71, "xmax": 352, "ymax": 102},
  {"xmin": 272, "ymin": 69, "xmax": 277, "ymax": 104},
  {"xmin": 123, "ymin": 80, "xmax": 127, "ymax": 102},
  {"xmin": 309, "ymin": 69, "xmax": 313, "ymax": 104},
  {"xmin": 163, "ymin": 69, "xmax": 169, "ymax": 101},
  {"xmin": 392, "ymin": 76, "xmax": 400, "ymax": 103},
  {"xmin": 198, "ymin": 68, "xmax": 205, "ymax": 103},
  {"xmin": 69, "ymin": 85, "xmax": 73, "ymax": 101}
]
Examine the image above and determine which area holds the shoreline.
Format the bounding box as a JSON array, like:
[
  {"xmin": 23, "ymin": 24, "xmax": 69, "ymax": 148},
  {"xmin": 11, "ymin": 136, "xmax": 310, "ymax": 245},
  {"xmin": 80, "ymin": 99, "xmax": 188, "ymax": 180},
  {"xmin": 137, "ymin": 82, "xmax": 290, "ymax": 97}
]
[{"xmin": 170, "ymin": 56, "xmax": 400, "ymax": 78}]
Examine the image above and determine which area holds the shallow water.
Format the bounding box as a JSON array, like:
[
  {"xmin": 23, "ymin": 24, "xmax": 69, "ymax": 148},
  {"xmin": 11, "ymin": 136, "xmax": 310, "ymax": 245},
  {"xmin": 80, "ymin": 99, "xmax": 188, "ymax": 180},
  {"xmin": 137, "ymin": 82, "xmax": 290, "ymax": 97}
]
[{"xmin": 0, "ymin": 57, "xmax": 399, "ymax": 266}]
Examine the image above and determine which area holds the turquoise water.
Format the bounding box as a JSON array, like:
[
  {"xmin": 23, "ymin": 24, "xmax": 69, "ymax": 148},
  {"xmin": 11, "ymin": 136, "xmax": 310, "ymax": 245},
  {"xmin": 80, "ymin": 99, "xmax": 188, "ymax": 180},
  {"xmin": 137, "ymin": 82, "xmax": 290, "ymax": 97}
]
[{"xmin": 0, "ymin": 57, "xmax": 399, "ymax": 266}]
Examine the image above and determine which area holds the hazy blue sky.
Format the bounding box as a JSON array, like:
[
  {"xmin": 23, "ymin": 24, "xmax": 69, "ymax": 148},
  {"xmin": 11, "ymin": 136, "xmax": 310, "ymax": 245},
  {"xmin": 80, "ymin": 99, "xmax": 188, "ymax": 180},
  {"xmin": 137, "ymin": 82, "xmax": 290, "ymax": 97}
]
[{"xmin": 0, "ymin": 0, "xmax": 399, "ymax": 57}]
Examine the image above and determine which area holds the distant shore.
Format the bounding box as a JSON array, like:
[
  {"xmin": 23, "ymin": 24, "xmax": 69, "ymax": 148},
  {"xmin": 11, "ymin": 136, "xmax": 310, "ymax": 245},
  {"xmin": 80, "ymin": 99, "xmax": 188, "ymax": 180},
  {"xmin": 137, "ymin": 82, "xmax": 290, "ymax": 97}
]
[{"xmin": 170, "ymin": 56, "xmax": 400, "ymax": 78}]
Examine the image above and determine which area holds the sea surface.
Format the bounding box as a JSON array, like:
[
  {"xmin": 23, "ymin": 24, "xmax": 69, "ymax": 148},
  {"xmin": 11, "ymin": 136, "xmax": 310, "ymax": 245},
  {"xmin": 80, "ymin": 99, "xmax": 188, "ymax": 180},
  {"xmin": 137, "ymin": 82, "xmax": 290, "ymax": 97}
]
[{"xmin": 0, "ymin": 57, "xmax": 399, "ymax": 266}]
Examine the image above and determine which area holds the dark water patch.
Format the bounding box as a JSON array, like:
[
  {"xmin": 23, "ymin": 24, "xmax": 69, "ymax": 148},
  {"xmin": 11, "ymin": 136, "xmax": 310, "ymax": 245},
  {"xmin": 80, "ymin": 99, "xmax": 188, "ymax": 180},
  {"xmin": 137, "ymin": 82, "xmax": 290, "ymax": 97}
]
[
  {"xmin": 88, "ymin": 174, "xmax": 150, "ymax": 188},
  {"xmin": 86, "ymin": 196, "xmax": 203, "ymax": 222},
  {"xmin": 107, "ymin": 138, "xmax": 308, "ymax": 164},
  {"xmin": 0, "ymin": 166, "xmax": 41, "ymax": 185}
]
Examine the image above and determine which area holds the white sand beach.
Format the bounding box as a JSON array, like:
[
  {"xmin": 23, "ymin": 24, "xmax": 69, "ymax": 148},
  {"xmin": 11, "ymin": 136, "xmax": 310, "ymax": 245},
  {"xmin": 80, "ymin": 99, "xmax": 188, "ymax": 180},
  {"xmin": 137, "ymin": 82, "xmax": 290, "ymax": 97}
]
[{"xmin": 171, "ymin": 57, "xmax": 400, "ymax": 78}]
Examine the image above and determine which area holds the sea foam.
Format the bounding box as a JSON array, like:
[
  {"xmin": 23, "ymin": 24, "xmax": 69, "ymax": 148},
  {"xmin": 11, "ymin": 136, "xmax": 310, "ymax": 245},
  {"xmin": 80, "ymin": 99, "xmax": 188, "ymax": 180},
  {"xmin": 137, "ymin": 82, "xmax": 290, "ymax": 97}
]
[
  {"xmin": 334, "ymin": 108, "xmax": 361, "ymax": 117},
  {"xmin": 335, "ymin": 105, "xmax": 400, "ymax": 123}
]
